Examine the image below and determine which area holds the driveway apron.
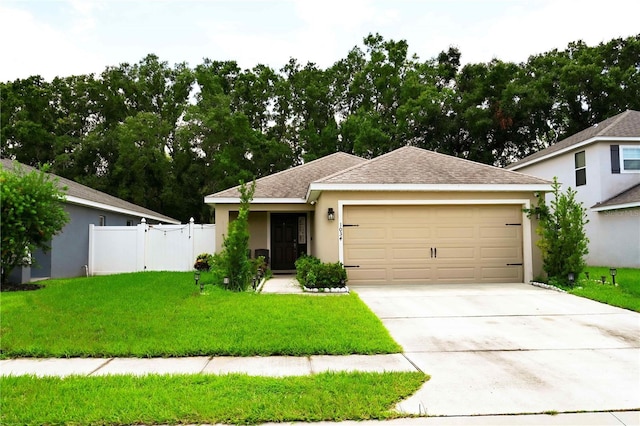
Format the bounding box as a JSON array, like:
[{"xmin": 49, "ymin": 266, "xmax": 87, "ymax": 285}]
[{"xmin": 351, "ymin": 283, "xmax": 640, "ymax": 417}]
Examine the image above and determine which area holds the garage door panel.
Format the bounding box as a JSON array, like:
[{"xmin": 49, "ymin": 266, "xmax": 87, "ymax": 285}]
[
  {"xmin": 347, "ymin": 268, "xmax": 388, "ymax": 283},
  {"xmin": 392, "ymin": 248, "xmax": 431, "ymax": 260},
  {"xmin": 345, "ymin": 247, "xmax": 387, "ymax": 262},
  {"xmin": 392, "ymin": 267, "xmax": 434, "ymax": 281},
  {"xmin": 345, "ymin": 227, "xmax": 386, "ymax": 241},
  {"xmin": 343, "ymin": 205, "xmax": 524, "ymax": 285},
  {"xmin": 436, "ymin": 226, "xmax": 475, "ymax": 239},
  {"xmin": 434, "ymin": 207, "xmax": 473, "ymax": 219},
  {"xmin": 434, "ymin": 247, "xmax": 475, "ymax": 260},
  {"xmin": 436, "ymin": 267, "xmax": 476, "ymax": 280},
  {"xmin": 481, "ymin": 247, "xmax": 522, "ymax": 260},
  {"xmin": 479, "ymin": 226, "xmax": 520, "ymax": 239},
  {"xmin": 392, "ymin": 228, "xmax": 431, "ymax": 240},
  {"xmin": 391, "ymin": 206, "xmax": 433, "ymax": 220},
  {"xmin": 481, "ymin": 266, "xmax": 522, "ymax": 280}
]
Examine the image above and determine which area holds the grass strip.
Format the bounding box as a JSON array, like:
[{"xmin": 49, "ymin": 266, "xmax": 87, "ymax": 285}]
[
  {"xmin": 0, "ymin": 272, "xmax": 401, "ymax": 358},
  {"xmin": 569, "ymin": 266, "xmax": 640, "ymax": 312},
  {"xmin": 1, "ymin": 372, "xmax": 427, "ymax": 425}
]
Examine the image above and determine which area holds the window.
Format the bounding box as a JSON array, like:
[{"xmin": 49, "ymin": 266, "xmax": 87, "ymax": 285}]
[
  {"xmin": 98, "ymin": 215, "xmax": 106, "ymax": 226},
  {"xmin": 620, "ymin": 146, "xmax": 640, "ymax": 172},
  {"xmin": 574, "ymin": 151, "xmax": 586, "ymax": 186}
]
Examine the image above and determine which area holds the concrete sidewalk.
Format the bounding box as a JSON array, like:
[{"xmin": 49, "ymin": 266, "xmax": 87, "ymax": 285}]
[
  {"xmin": 1, "ymin": 358, "xmax": 638, "ymax": 425},
  {"xmin": 0, "ymin": 354, "xmax": 416, "ymax": 377}
]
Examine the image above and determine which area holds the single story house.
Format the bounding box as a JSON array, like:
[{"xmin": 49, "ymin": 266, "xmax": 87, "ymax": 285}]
[
  {"xmin": 206, "ymin": 146, "xmax": 552, "ymax": 285},
  {"xmin": 1, "ymin": 159, "xmax": 179, "ymax": 283},
  {"xmin": 507, "ymin": 110, "xmax": 640, "ymax": 268}
]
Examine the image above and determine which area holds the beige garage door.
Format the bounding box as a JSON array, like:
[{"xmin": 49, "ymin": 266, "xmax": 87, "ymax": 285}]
[{"xmin": 343, "ymin": 205, "xmax": 523, "ymax": 284}]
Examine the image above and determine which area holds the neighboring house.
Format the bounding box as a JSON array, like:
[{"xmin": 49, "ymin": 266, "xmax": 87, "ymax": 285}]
[
  {"xmin": 507, "ymin": 110, "xmax": 640, "ymax": 268},
  {"xmin": 1, "ymin": 159, "xmax": 180, "ymax": 283},
  {"xmin": 206, "ymin": 146, "xmax": 552, "ymax": 285}
]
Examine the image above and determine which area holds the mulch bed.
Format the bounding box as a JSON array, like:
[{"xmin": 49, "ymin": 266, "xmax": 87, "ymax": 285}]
[{"xmin": 1, "ymin": 283, "xmax": 45, "ymax": 292}]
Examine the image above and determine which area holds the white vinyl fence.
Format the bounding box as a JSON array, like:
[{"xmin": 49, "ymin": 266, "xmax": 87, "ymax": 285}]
[{"xmin": 88, "ymin": 219, "xmax": 215, "ymax": 275}]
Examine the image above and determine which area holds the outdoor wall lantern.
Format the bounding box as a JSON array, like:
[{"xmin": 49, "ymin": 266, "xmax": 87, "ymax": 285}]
[
  {"xmin": 327, "ymin": 208, "xmax": 335, "ymax": 221},
  {"xmin": 567, "ymin": 272, "xmax": 575, "ymax": 285},
  {"xmin": 610, "ymin": 268, "xmax": 617, "ymax": 286}
]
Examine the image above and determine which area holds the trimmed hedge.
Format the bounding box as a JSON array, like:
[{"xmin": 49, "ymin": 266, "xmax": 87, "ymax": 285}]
[{"xmin": 295, "ymin": 256, "xmax": 347, "ymax": 289}]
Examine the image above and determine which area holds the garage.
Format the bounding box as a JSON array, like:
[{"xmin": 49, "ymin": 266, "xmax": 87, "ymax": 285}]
[{"xmin": 343, "ymin": 204, "xmax": 524, "ymax": 284}]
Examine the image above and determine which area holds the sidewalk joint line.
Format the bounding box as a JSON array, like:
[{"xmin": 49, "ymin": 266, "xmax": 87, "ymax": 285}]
[
  {"xmin": 402, "ymin": 353, "xmax": 424, "ymax": 374},
  {"xmin": 88, "ymin": 358, "xmax": 113, "ymax": 376}
]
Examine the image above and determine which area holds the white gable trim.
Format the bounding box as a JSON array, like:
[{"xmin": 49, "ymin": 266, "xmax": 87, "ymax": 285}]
[
  {"xmin": 309, "ymin": 183, "xmax": 552, "ymax": 193},
  {"xmin": 592, "ymin": 202, "xmax": 640, "ymax": 212},
  {"xmin": 65, "ymin": 196, "xmax": 180, "ymax": 224},
  {"xmin": 336, "ymin": 198, "xmax": 534, "ymax": 283},
  {"xmin": 508, "ymin": 136, "xmax": 640, "ymax": 171},
  {"xmin": 204, "ymin": 197, "xmax": 307, "ymax": 205}
]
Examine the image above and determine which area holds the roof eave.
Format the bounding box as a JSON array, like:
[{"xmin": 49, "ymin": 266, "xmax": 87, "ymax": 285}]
[
  {"xmin": 592, "ymin": 201, "xmax": 640, "ymax": 212},
  {"xmin": 204, "ymin": 196, "xmax": 308, "ymax": 205},
  {"xmin": 65, "ymin": 195, "xmax": 180, "ymax": 224},
  {"xmin": 307, "ymin": 183, "xmax": 553, "ymax": 192},
  {"xmin": 507, "ymin": 136, "xmax": 640, "ymax": 171}
]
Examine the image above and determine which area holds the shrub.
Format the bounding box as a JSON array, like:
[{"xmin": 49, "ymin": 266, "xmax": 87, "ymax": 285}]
[
  {"xmin": 194, "ymin": 253, "xmax": 213, "ymax": 271},
  {"xmin": 305, "ymin": 262, "xmax": 348, "ymax": 289},
  {"xmin": 294, "ymin": 255, "xmax": 321, "ymax": 285},
  {"xmin": 525, "ymin": 177, "xmax": 589, "ymax": 287},
  {"xmin": 1, "ymin": 162, "xmax": 69, "ymax": 286},
  {"xmin": 219, "ymin": 180, "xmax": 255, "ymax": 291}
]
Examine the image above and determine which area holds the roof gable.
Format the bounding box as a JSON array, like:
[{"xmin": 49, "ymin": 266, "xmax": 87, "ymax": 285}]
[
  {"xmin": 508, "ymin": 110, "xmax": 640, "ymax": 170},
  {"xmin": 315, "ymin": 146, "xmax": 551, "ymax": 186},
  {"xmin": 0, "ymin": 159, "xmax": 179, "ymax": 223},
  {"xmin": 206, "ymin": 152, "xmax": 366, "ymax": 202}
]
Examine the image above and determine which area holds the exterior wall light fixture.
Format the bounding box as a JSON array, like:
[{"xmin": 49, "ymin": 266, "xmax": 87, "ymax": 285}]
[{"xmin": 328, "ymin": 208, "xmax": 335, "ymax": 221}]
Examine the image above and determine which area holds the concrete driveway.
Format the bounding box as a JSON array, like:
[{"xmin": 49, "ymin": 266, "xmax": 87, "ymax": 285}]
[{"xmin": 351, "ymin": 283, "xmax": 640, "ymax": 417}]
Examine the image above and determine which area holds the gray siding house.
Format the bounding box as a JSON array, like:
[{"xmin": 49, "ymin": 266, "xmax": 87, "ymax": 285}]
[
  {"xmin": 507, "ymin": 110, "xmax": 640, "ymax": 268},
  {"xmin": 1, "ymin": 159, "xmax": 179, "ymax": 283}
]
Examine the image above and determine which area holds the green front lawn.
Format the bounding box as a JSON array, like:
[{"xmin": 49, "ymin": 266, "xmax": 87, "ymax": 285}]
[
  {"xmin": 1, "ymin": 372, "xmax": 427, "ymax": 425},
  {"xmin": 0, "ymin": 271, "xmax": 401, "ymax": 358},
  {"xmin": 568, "ymin": 266, "xmax": 640, "ymax": 312}
]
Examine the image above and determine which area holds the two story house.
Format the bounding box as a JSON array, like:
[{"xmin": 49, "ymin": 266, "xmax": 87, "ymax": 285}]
[{"xmin": 507, "ymin": 110, "xmax": 640, "ymax": 268}]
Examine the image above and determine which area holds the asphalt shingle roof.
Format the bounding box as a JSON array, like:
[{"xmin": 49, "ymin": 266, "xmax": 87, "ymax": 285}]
[
  {"xmin": 316, "ymin": 146, "xmax": 551, "ymax": 185},
  {"xmin": 1, "ymin": 159, "xmax": 179, "ymax": 223},
  {"xmin": 593, "ymin": 183, "xmax": 640, "ymax": 209},
  {"xmin": 208, "ymin": 152, "xmax": 367, "ymax": 200},
  {"xmin": 508, "ymin": 110, "xmax": 640, "ymax": 169},
  {"xmin": 208, "ymin": 147, "xmax": 550, "ymax": 203}
]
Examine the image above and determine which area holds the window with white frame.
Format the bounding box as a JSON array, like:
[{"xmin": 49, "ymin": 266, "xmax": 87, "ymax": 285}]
[
  {"xmin": 574, "ymin": 150, "xmax": 586, "ymax": 186},
  {"xmin": 620, "ymin": 146, "xmax": 640, "ymax": 172}
]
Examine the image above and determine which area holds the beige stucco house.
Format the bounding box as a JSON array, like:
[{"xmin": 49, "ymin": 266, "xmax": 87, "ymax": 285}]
[
  {"xmin": 507, "ymin": 110, "xmax": 640, "ymax": 268},
  {"xmin": 206, "ymin": 146, "xmax": 552, "ymax": 284}
]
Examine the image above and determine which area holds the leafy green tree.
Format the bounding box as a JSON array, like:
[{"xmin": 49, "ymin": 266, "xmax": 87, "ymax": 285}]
[
  {"xmin": 219, "ymin": 180, "xmax": 256, "ymax": 291},
  {"xmin": 0, "ymin": 163, "xmax": 69, "ymax": 286},
  {"xmin": 526, "ymin": 178, "xmax": 589, "ymax": 286}
]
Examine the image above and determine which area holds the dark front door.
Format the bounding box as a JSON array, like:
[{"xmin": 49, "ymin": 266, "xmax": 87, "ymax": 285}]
[{"xmin": 271, "ymin": 214, "xmax": 307, "ymax": 270}]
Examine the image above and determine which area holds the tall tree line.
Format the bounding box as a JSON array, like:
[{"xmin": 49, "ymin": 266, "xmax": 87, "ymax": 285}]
[{"xmin": 2, "ymin": 34, "xmax": 639, "ymax": 222}]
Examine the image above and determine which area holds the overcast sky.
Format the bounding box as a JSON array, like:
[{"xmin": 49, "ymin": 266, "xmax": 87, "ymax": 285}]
[{"xmin": 1, "ymin": 0, "xmax": 638, "ymax": 82}]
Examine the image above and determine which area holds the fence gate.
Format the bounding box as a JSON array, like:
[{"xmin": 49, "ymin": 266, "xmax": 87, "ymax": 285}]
[{"xmin": 89, "ymin": 219, "xmax": 215, "ymax": 275}]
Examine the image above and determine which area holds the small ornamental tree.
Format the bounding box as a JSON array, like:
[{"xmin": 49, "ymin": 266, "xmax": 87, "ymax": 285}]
[
  {"xmin": 526, "ymin": 177, "xmax": 589, "ymax": 286},
  {"xmin": 220, "ymin": 180, "xmax": 255, "ymax": 291},
  {"xmin": 1, "ymin": 162, "xmax": 69, "ymax": 286}
]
